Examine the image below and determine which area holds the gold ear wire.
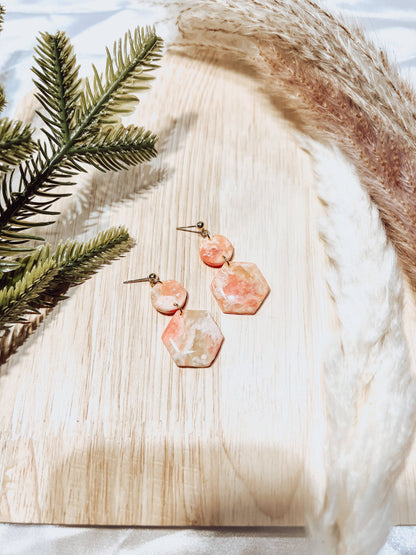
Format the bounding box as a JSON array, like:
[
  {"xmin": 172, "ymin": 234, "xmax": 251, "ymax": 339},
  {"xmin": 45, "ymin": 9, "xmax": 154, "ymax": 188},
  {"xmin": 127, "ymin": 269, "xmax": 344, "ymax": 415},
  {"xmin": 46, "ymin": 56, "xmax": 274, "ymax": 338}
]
[
  {"xmin": 123, "ymin": 273, "xmax": 162, "ymax": 286},
  {"xmin": 176, "ymin": 221, "xmax": 211, "ymax": 239}
]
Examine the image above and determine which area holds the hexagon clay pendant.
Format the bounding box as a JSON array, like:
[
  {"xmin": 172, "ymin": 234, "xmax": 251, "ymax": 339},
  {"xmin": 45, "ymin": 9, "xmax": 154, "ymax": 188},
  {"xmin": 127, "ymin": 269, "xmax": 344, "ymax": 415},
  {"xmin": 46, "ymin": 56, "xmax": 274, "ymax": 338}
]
[
  {"xmin": 162, "ymin": 309, "xmax": 224, "ymax": 368},
  {"xmin": 211, "ymin": 261, "xmax": 270, "ymax": 314}
]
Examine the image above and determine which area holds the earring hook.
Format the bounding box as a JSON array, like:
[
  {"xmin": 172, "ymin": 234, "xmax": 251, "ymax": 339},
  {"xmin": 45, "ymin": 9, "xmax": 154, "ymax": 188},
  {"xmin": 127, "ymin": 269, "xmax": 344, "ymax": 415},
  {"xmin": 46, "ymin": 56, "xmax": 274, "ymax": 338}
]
[
  {"xmin": 176, "ymin": 221, "xmax": 211, "ymax": 239},
  {"xmin": 123, "ymin": 273, "xmax": 162, "ymax": 286}
]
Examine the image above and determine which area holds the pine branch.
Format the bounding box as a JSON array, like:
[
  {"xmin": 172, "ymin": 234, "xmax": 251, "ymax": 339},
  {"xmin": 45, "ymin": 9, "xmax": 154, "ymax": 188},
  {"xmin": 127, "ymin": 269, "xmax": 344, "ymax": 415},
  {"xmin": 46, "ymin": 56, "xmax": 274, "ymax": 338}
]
[
  {"xmin": 0, "ymin": 226, "xmax": 133, "ymax": 327},
  {"xmin": 0, "ymin": 147, "xmax": 77, "ymax": 259},
  {"xmin": 0, "ymin": 118, "xmax": 37, "ymax": 171},
  {"xmin": 77, "ymin": 26, "xmax": 162, "ymax": 127},
  {"xmin": 72, "ymin": 124, "xmax": 157, "ymax": 171},
  {"xmin": 0, "ymin": 257, "xmax": 57, "ymax": 330},
  {"xmin": 0, "ymin": 244, "xmax": 52, "ymax": 288},
  {"xmin": 1, "ymin": 225, "xmax": 133, "ymax": 290},
  {"xmin": 0, "ymin": 87, "xmax": 5, "ymax": 115},
  {"xmin": 32, "ymin": 31, "xmax": 81, "ymax": 144},
  {"xmin": 50, "ymin": 225, "xmax": 134, "ymax": 288},
  {"xmin": 0, "ymin": 7, "xmax": 6, "ymax": 114},
  {"xmin": 0, "ymin": 26, "xmax": 162, "ymax": 254},
  {"xmin": 0, "ymin": 12, "xmax": 35, "ymax": 168},
  {"xmin": 0, "ymin": 13, "xmax": 159, "ymax": 351}
]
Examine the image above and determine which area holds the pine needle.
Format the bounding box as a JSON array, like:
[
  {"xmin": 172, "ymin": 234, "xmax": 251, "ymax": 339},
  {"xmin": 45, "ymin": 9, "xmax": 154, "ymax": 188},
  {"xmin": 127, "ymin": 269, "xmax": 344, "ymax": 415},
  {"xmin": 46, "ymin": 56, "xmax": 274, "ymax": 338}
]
[
  {"xmin": 77, "ymin": 26, "xmax": 162, "ymax": 127},
  {"xmin": 32, "ymin": 31, "xmax": 81, "ymax": 143},
  {"xmin": 0, "ymin": 258, "xmax": 58, "ymax": 330},
  {"xmin": 0, "ymin": 88, "xmax": 5, "ymax": 115},
  {"xmin": 51, "ymin": 225, "xmax": 134, "ymax": 287},
  {"xmin": 0, "ymin": 8, "xmax": 6, "ymax": 113},
  {"xmin": 71, "ymin": 124, "xmax": 157, "ymax": 172},
  {"xmin": 0, "ymin": 118, "xmax": 37, "ymax": 171},
  {"xmin": 0, "ymin": 226, "xmax": 133, "ymax": 329}
]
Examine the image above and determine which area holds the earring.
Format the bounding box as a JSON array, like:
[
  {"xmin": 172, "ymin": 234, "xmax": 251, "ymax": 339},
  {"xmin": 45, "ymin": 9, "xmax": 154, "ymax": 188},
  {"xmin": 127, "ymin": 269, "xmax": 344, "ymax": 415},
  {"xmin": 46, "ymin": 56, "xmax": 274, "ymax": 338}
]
[
  {"xmin": 177, "ymin": 221, "xmax": 270, "ymax": 315},
  {"xmin": 124, "ymin": 273, "xmax": 223, "ymax": 368}
]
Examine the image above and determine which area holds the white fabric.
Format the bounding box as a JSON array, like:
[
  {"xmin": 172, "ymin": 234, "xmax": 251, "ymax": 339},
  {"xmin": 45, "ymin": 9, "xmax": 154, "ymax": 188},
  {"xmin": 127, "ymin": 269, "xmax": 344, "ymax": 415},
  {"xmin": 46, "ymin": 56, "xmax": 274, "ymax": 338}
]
[
  {"xmin": 0, "ymin": 0, "xmax": 416, "ymax": 553},
  {"xmin": 0, "ymin": 526, "xmax": 310, "ymax": 554},
  {"xmin": 0, "ymin": 524, "xmax": 414, "ymax": 553}
]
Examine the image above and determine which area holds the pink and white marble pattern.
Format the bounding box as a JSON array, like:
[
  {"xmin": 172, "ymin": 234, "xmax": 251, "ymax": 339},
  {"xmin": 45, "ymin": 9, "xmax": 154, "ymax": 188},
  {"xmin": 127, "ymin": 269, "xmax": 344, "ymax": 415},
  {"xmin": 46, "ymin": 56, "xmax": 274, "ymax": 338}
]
[
  {"xmin": 150, "ymin": 280, "xmax": 187, "ymax": 315},
  {"xmin": 211, "ymin": 261, "xmax": 270, "ymax": 314},
  {"xmin": 199, "ymin": 234, "xmax": 234, "ymax": 267},
  {"xmin": 161, "ymin": 309, "xmax": 224, "ymax": 367}
]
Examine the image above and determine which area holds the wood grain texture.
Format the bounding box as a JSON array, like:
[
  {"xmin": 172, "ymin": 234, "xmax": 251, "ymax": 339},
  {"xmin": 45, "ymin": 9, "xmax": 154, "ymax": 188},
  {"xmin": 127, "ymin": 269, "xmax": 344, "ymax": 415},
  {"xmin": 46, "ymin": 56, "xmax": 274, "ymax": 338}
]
[{"xmin": 0, "ymin": 49, "xmax": 414, "ymax": 526}]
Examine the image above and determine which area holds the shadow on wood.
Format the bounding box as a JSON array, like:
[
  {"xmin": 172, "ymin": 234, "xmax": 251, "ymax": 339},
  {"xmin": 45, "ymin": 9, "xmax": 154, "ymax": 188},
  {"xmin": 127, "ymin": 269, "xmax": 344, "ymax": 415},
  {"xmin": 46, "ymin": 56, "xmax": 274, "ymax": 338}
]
[{"xmin": 0, "ymin": 433, "xmax": 316, "ymax": 528}]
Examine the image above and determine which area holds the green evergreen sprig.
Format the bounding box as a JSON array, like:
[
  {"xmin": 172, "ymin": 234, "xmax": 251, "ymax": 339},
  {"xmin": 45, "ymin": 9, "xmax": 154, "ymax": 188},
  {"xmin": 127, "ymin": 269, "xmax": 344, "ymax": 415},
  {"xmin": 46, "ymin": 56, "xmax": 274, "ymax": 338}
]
[
  {"xmin": 51, "ymin": 225, "xmax": 134, "ymax": 288},
  {"xmin": 0, "ymin": 10, "xmax": 37, "ymax": 173},
  {"xmin": 78, "ymin": 27, "xmax": 160, "ymax": 127},
  {"xmin": 0, "ymin": 119, "xmax": 37, "ymax": 172},
  {"xmin": 0, "ymin": 226, "xmax": 133, "ymax": 329},
  {"xmin": 0, "ymin": 26, "xmax": 161, "ymax": 265},
  {"xmin": 71, "ymin": 124, "xmax": 157, "ymax": 172},
  {"xmin": 32, "ymin": 31, "xmax": 82, "ymax": 144},
  {"xmin": 0, "ymin": 6, "xmax": 163, "ymax": 341},
  {"xmin": 0, "ymin": 258, "xmax": 58, "ymax": 329}
]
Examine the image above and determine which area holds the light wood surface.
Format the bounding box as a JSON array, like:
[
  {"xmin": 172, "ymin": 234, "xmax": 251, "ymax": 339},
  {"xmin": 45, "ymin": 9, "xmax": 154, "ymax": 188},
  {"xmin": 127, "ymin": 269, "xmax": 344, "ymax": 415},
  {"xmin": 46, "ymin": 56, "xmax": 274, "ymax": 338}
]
[{"xmin": 0, "ymin": 49, "xmax": 414, "ymax": 526}]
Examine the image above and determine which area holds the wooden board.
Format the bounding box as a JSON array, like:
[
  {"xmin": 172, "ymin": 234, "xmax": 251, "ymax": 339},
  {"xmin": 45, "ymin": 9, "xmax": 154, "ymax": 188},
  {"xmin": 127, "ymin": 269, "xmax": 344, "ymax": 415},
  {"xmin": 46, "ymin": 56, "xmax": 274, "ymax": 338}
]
[{"xmin": 0, "ymin": 49, "xmax": 414, "ymax": 526}]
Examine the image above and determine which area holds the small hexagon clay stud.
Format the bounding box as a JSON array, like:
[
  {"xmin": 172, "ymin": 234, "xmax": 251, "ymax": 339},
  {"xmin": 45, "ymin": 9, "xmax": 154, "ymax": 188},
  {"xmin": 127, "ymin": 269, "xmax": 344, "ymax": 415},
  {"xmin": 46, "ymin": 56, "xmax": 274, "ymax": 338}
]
[
  {"xmin": 162, "ymin": 309, "xmax": 224, "ymax": 368},
  {"xmin": 211, "ymin": 261, "xmax": 270, "ymax": 315}
]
